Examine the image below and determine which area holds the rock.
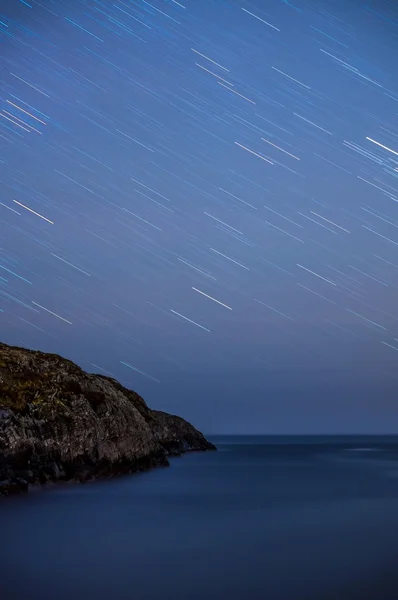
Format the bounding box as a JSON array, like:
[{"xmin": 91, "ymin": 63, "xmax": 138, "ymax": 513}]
[
  {"xmin": 0, "ymin": 477, "xmax": 28, "ymax": 496},
  {"xmin": 0, "ymin": 342, "xmax": 216, "ymax": 496}
]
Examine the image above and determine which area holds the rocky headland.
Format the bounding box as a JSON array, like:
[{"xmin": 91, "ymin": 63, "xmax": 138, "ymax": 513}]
[{"xmin": 0, "ymin": 342, "xmax": 215, "ymax": 496}]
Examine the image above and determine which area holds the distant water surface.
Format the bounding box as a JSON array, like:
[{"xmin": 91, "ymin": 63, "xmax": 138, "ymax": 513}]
[{"xmin": 2, "ymin": 435, "xmax": 398, "ymax": 600}]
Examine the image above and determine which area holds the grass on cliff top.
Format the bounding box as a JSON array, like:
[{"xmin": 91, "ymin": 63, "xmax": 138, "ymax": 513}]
[
  {"xmin": 0, "ymin": 343, "xmax": 147, "ymax": 414},
  {"xmin": 0, "ymin": 372, "xmax": 108, "ymax": 413},
  {"xmin": 0, "ymin": 345, "xmax": 82, "ymax": 412},
  {"xmin": 0, "ymin": 374, "xmax": 74, "ymax": 412}
]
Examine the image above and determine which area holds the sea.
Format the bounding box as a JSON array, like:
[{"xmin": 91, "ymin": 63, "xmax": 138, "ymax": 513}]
[{"xmin": 2, "ymin": 435, "xmax": 398, "ymax": 600}]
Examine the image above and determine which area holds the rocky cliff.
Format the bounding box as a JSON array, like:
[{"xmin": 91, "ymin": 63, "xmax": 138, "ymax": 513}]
[{"xmin": 0, "ymin": 343, "xmax": 215, "ymax": 496}]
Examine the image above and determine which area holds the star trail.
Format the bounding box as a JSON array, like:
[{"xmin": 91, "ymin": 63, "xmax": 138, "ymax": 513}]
[{"xmin": 1, "ymin": 0, "xmax": 397, "ymax": 432}]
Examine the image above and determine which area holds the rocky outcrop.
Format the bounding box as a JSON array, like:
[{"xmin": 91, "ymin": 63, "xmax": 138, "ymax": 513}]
[{"xmin": 0, "ymin": 343, "xmax": 215, "ymax": 496}]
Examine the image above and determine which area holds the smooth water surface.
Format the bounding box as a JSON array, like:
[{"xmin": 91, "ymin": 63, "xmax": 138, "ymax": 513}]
[{"xmin": 2, "ymin": 435, "xmax": 398, "ymax": 600}]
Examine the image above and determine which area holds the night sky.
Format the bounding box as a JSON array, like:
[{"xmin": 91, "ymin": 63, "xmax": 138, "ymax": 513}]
[{"xmin": 1, "ymin": 0, "xmax": 397, "ymax": 433}]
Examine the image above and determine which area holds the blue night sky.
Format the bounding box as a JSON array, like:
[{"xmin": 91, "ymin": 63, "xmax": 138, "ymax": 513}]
[{"xmin": 1, "ymin": 0, "xmax": 397, "ymax": 433}]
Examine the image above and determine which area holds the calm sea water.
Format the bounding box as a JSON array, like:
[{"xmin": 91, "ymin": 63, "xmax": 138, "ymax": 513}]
[{"xmin": 2, "ymin": 435, "xmax": 398, "ymax": 600}]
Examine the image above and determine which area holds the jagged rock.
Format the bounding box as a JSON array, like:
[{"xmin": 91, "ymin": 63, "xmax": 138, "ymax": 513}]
[{"xmin": 0, "ymin": 343, "xmax": 215, "ymax": 496}]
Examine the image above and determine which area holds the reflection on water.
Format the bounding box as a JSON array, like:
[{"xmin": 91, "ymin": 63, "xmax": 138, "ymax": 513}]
[{"xmin": 2, "ymin": 435, "xmax": 398, "ymax": 600}]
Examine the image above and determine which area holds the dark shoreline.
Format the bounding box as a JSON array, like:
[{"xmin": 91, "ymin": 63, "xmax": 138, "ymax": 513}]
[{"xmin": 0, "ymin": 445, "xmax": 216, "ymax": 498}]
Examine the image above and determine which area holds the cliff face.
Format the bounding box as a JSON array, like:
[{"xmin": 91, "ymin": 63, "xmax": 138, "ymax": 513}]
[{"xmin": 0, "ymin": 343, "xmax": 215, "ymax": 496}]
